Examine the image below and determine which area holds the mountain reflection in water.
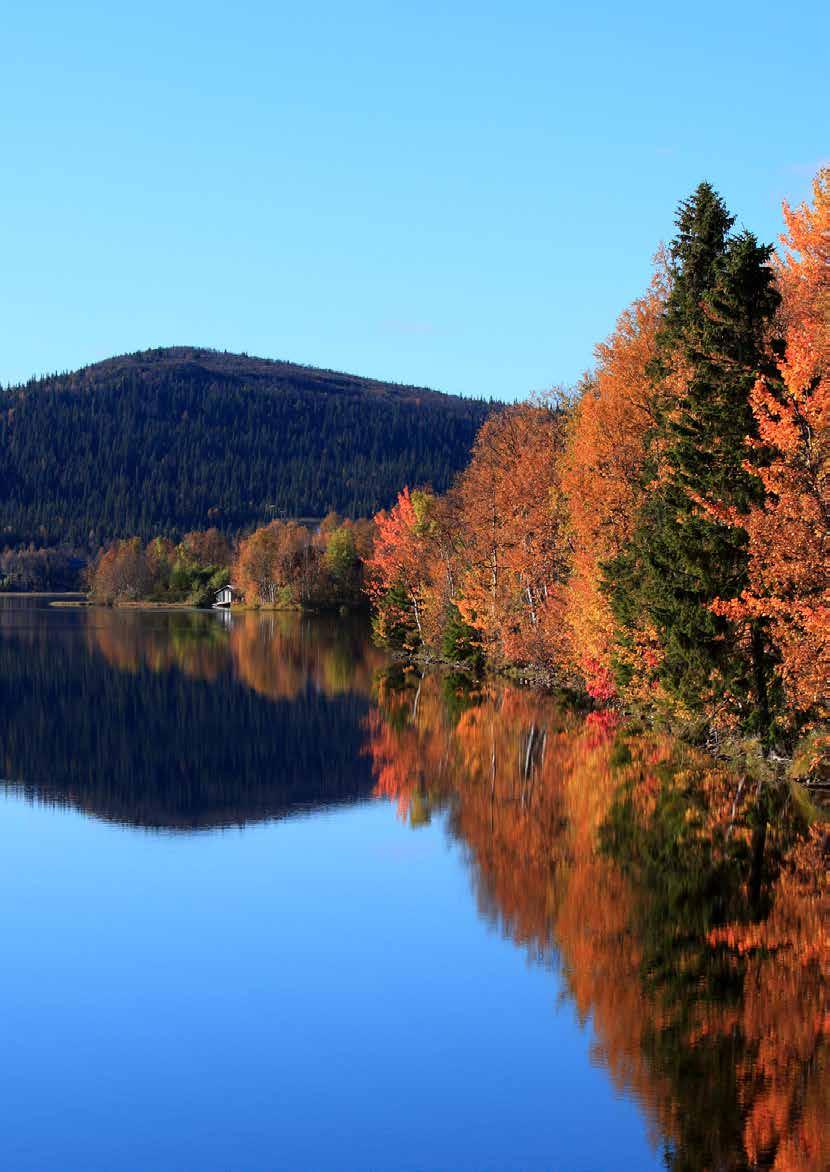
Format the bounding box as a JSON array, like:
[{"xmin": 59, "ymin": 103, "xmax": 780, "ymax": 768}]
[
  {"xmin": 0, "ymin": 600, "xmax": 826, "ymax": 1171},
  {"xmin": 0, "ymin": 604, "xmax": 386, "ymax": 829}
]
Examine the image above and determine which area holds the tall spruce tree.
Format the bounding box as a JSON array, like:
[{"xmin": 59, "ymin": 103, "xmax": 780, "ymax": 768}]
[{"xmin": 605, "ymin": 183, "xmax": 780, "ymax": 732}]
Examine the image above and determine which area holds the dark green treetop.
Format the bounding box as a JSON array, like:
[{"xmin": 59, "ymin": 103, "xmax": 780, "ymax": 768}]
[{"xmin": 605, "ymin": 183, "xmax": 781, "ymax": 733}]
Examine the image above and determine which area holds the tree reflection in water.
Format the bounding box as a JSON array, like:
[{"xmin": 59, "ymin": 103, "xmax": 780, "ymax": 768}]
[
  {"xmin": 85, "ymin": 607, "xmax": 387, "ymax": 700},
  {"xmin": 366, "ymin": 668, "xmax": 829, "ymax": 1172}
]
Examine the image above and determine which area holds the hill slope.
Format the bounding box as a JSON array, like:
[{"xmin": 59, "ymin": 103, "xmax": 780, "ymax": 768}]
[{"xmin": 0, "ymin": 347, "xmax": 492, "ymax": 546}]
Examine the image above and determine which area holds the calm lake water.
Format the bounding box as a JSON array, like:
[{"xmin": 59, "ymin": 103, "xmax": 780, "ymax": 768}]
[{"xmin": 0, "ymin": 597, "xmax": 824, "ymax": 1171}]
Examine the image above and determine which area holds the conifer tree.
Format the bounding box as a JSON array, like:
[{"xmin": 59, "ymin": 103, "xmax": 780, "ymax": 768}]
[{"xmin": 606, "ymin": 183, "xmax": 780, "ymax": 732}]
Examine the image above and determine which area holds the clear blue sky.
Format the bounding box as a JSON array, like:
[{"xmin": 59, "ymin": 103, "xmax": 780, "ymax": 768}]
[{"xmin": 1, "ymin": 1, "xmax": 826, "ymax": 400}]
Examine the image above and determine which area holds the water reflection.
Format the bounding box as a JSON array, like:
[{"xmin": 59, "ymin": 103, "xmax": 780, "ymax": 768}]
[
  {"xmin": 0, "ymin": 603, "xmax": 385, "ymax": 829},
  {"xmin": 366, "ymin": 669, "xmax": 829, "ymax": 1172},
  {"xmin": 1, "ymin": 600, "xmax": 826, "ymax": 1169}
]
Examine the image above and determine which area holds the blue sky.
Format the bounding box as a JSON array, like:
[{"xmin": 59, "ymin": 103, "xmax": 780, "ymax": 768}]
[{"xmin": 1, "ymin": 0, "xmax": 826, "ymax": 400}]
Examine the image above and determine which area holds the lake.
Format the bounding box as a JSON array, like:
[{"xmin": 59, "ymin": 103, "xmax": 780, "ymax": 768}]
[{"xmin": 0, "ymin": 597, "xmax": 824, "ymax": 1171}]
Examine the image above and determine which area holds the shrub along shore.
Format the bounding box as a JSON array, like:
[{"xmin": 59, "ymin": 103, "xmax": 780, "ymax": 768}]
[{"xmin": 85, "ymin": 515, "xmax": 373, "ymax": 613}]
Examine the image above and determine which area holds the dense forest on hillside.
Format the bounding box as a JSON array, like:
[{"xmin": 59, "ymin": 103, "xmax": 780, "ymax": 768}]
[{"xmin": 0, "ymin": 347, "xmax": 492, "ymax": 547}]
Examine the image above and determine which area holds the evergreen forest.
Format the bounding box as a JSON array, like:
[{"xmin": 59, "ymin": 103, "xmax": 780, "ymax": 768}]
[{"xmin": 0, "ymin": 347, "xmax": 492, "ymax": 547}]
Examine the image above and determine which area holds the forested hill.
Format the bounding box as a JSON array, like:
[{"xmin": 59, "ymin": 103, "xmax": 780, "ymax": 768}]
[{"xmin": 0, "ymin": 347, "xmax": 493, "ymax": 547}]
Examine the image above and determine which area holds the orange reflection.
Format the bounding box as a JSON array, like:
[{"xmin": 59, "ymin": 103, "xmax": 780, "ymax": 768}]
[
  {"xmin": 86, "ymin": 609, "xmax": 387, "ymax": 700},
  {"xmin": 366, "ymin": 672, "xmax": 829, "ymax": 1171}
]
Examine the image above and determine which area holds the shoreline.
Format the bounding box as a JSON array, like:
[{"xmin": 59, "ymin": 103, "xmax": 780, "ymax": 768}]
[
  {"xmin": 48, "ymin": 597, "xmax": 369, "ymax": 616},
  {"xmin": 0, "ymin": 591, "xmax": 84, "ymax": 598},
  {"xmin": 388, "ymin": 648, "xmax": 830, "ymax": 811},
  {"xmin": 50, "ymin": 599, "xmax": 201, "ymax": 610}
]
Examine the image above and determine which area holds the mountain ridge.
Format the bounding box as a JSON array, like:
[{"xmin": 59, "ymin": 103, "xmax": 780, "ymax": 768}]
[
  {"xmin": 7, "ymin": 345, "xmax": 479, "ymax": 406},
  {"xmin": 0, "ymin": 347, "xmax": 493, "ymax": 547}
]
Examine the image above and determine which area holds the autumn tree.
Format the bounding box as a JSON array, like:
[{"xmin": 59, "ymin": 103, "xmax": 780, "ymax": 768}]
[
  {"xmin": 348, "ymin": 517, "xmax": 375, "ymax": 562},
  {"xmin": 233, "ymin": 521, "xmax": 314, "ymax": 606},
  {"xmin": 715, "ymin": 167, "xmax": 829, "ymax": 726},
  {"xmin": 454, "ymin": 401, "xmax": 571, "ymax": 668},
  {"xmin": 178, "ymin": 528, "xmax": 232, "ymax": 570},
  {"xmin": 89, "ymin": 538, "xmax": 152, "ymax": 601},
  {"xmin": 366, "ymin": 487, "xmax": 439, "ymax": 648},
  {"xmin": 562, "ymin": 273, "xmax": 667, "ymax": 699}
]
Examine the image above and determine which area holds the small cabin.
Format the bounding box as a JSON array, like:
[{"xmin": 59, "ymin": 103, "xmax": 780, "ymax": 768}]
[{"xmin": 213, "ymin": 584, "xmax": 241, "ymax": 608}]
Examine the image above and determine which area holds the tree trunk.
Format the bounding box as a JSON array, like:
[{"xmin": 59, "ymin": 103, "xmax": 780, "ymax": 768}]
[
  {"xmin": 751, "ymin": 620, "xmax": 771, "ymax": 742},
  {"xmin": 412, "ymin": 593, "xmax": 422, "ymax": 637}
]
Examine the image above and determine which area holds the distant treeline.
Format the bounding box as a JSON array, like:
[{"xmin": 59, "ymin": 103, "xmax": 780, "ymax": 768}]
[
  {"xmin": 88, "ymin": 515, "xmax": 374, "ymax": 610},
  {"xmin": 0, "ymin": 546, "xmax": 85, "ymax": 592},
  {"xmin": 0, "ymin": 347, "xmax": 492, "ymax": 547}
]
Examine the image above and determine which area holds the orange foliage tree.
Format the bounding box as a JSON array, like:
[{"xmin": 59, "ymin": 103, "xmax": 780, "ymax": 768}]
[
  {"xmin": 454, "ymin": 401, "xmax": 571, "ymax": 669},
  {"xmin": 365, "ymin": 487, "xmax": 441, "ymax": 647},
  {"xmin": 715, "ymin": 167, "xmax": 829, "ymax": 725},
  {"xmin": 233, "ymin": 521, "xmax": 313, "ymax": 606},
  {"xmin": 89, "ymin": 537, "xmax": 152, "ymax": 601},
  {"xmin": 178, "ymin": 527, "xmax": 232, "ymax": 568},
  {"xmin": 561, "ymin": 274, "xmax": 667, "ymax": 699}
]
